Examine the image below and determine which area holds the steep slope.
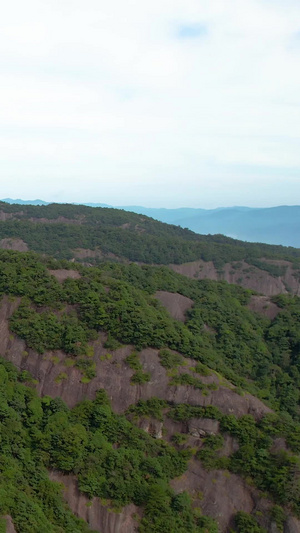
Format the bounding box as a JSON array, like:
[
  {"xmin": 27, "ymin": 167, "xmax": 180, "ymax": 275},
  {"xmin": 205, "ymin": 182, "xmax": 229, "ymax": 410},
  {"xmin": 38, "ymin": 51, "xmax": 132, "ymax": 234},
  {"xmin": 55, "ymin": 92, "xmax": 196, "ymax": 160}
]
[
  {"xmin": 169, "ymin": 258, "xmax": 300, "ymax": 296},
  {"xmin": 1, "ymin": 251, "xmax": 300, "ymax": 532}
]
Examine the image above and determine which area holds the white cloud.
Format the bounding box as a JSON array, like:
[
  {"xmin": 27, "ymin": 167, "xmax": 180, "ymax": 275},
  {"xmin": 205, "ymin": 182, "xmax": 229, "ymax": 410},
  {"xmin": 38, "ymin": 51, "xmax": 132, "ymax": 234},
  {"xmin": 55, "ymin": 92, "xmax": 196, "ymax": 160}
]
[{"xmin": 0, "ymin": 0, "xmax": 300, "ymax": 206}]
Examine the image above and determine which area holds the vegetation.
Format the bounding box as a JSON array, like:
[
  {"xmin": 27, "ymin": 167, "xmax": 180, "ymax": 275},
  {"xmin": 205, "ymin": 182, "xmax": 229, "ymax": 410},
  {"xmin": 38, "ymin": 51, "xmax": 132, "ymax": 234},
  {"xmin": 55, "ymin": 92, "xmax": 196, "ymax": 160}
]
[
  {"xmin": 0, "ymin": 214, "xmax": 300, "ymax": 532},
  {"xmin": 234, "ymin": 511, "xmax": 266, "ymax": 533},
  {"xmin": 0, "ymin": 201, "xmax": 300, "ymax": 268},
  {"xmin": 169, "ymin": 403, "xmax": 300, "ymax": 517},
  {"xmin": 0, "ymin": 358, "xmax": 209, "ymax": 532},
  {"xmin": 159, "ymin": 349, "xmax": 184, "ymax": 369},
  {"xmin": 0, "ymin": 358, "xmax": 95, "ymax": 533},
  {"xmin": 1, "ymin": 249, "xmax": 300, "ymax": 419}
]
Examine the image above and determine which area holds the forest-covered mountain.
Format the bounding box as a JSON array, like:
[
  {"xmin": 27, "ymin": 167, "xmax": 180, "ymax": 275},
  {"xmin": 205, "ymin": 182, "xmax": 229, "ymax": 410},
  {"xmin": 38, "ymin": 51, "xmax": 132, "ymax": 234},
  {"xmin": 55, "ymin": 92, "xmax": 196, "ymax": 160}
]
[
  {"xmin": 1, "ymin": 203, "xmax": 300, "ymax": 532},
  {"xmin": 3, "ymin": 199, "xmax": 299, "ymax": 248},
  {"xmin": 118, "ymin": 205, "xmax": 300, "ymax": 248},
  {"xmin": 1, "ymin": 200, "xmax": 300, "ymax": 298}
]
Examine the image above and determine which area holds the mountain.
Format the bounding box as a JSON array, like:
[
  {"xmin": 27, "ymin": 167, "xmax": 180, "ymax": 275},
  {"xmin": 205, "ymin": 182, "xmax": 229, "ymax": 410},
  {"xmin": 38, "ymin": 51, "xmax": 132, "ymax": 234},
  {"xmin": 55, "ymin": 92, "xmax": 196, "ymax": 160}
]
[
  {"xmin": 119, "ymin": 205, "xmax": 300, "ymax": 248},
  {"xmin": 0, "ymin": 200, "xmax": 300, "ymax": 297},
  {"xmin": 1, "ymin": 197, "xmax": 49, "ymax": 205},
  {"xmin": 2, "ymin": 199, "xmax": 300, "ymax": 247},
  {"xmin": 1, "ymin": 202, "xmax": 300, "ymax": 532},
  {"xmin": 2, "ymin": 198, "xmax": 110, "ymax": 208}
]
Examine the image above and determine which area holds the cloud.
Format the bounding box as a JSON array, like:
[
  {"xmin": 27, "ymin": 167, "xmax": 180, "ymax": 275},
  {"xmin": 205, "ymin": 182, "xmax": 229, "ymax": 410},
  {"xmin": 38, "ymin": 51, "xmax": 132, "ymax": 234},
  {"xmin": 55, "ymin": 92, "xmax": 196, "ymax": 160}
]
[{"xmin": 0, "ymin": 0, "xmax": 300, "ymax": 207}]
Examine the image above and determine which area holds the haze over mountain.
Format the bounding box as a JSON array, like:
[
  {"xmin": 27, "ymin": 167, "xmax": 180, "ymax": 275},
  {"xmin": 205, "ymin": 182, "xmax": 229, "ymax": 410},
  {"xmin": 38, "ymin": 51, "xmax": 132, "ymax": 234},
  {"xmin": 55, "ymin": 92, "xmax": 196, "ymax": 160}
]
[
  {"xmin": 2, "ymin": 199, "xmax": 300, "ymax": 248},
  {"xmin": 122, "ymin": 205, "xmax": 300, "ymax": 248}
]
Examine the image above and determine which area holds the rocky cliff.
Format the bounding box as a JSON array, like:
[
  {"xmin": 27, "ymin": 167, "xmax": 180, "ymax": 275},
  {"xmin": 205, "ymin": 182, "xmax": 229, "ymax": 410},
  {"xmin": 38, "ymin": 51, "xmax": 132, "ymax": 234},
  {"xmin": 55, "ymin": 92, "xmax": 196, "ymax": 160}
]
[{"xmin": 1, "ymin": 293, "xmax": 299, "ymax": 533}]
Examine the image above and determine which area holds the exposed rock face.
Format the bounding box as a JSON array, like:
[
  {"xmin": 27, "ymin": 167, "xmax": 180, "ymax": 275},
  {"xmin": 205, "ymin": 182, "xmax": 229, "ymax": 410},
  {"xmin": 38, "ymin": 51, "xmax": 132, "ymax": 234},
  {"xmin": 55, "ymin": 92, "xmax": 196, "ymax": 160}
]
[
  {"xmin": 49, "ymin": 472, "xmax": 139, "ymax": 533},
  {"xmin": 154, "ymin": 291, "xmax": 194, "ymax": 322},
  {"xmin": 285, "ymin": 517, "xmax": 300, "ymax": 533},
  {"xmin": 169, "ymin": 259, "xmax": 300, "ymax": 297},
  {"xmin": 0, "ymin": 211, "xmax": 15, "ymax": 221},
  {"xmin": 3, "ymin": 515, "xmax": 17, "ymax": 533},
  {"xmin": 72, "ymin": 248, "xmax": 123, "ymax": 262},
  {"xmin": 0, "ymin": 238, "xmax": 28, "ymax": 252},
  {"xmin": 188, "ymin": 418, "xmax": 219, "ymax": 438},
  {"xmin": 248, "ymin": 295, "xmax": 281, "ymax": 319},
  {"xmin": 48, "ymin": 269, "xmax": 81, "ymax": 282},
  {"xmin": 139, "ymin": 418, "xmax": 163, "ymax": 439},
  {"xmin": 0, "ymin": 295, "xmax": 292, "ymax": 533},
  {"xmin": 171, "ymin": 459, "xmax": 255, "ymax": 531},
  {"xmin": 0, "ymin": 298, "xmax": 272, "ymax": 419}
]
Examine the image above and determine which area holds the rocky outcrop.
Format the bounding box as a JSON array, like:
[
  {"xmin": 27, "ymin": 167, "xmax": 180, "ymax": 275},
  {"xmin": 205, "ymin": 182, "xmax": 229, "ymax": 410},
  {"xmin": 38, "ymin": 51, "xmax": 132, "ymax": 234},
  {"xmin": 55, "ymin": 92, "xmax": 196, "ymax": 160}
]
[
  {"xmin": 171, "ymin": 459, "xmax": 255, "ymax": 531},
  {"xmin": 0, "ymin": 297, "xmax": 272, "ymax": 419},
  {"xmin": 188, "ymin": 418, "xmax": 219, "ymax": 438},
  {"xmin": 0, "ymin": 238, "xmax": 28, "ymax": 252},
  {"xmin": 248, "ymin": 295, "xmax": 280, "ymax": 319},
  {"xmin": 0, "ymin": 211, "xmax": 14, "ymax": 221},
  {"xmin": 72, "ymin": 248, "xmax": 123, "ymax": 262},
  {"xmin": 138, "ymin": 418, "xmax": 163, "ymax": 439},
  {"xmin": 169, "ymin": 259, "xmax": 300, "ymax": 297},
  {"xmin": 285, "ymin": 517, "xmax": 300, "ymax": 533},
  {"xmin": 48, "ymin": 269, "xmax": 81, "ymax": 282},
  {"xmin": 154, "ymin": 291, "xmax": 193, "ymax": 322},
  {"xmin": 49, "ymin": 472, "xmax": 139, "ymax": 533},
  {"xmin": 0, "ymin": 295, "xmax": 293, "ymax": 533},
  {"xmin": 3, "ymin": 516, "xmax": 17, "ymax": 533}
]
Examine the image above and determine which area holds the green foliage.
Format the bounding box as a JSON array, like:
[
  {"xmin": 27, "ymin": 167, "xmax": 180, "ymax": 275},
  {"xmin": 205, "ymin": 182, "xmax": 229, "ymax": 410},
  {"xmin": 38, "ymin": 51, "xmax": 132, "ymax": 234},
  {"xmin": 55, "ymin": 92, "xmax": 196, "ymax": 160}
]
[
  {"xmin": 170, "ymin": 373, "xmax": 205, "ymax": 390},
  {"xmin": 194, "ymin": 362, "xmax": 211, "ymax": 376},
  {"xmin": 3, "ymin": 251, "xmax": 300, "ymax": 417},
  {"xmin": 103, "ymin": 335, "xmax": 121, "ymax": 351},
  {"xmin": 10, "ymin": 300, "xmax": 95, "ymax": 357},
  {"xmin": 126, "ymin": 398, "xmax": 168, "ymax": 421},
  {"xmin": 2, "ymin": 249, "xmax": 300, "ymax": 528},
  {"xmin": 126, "ymin": 351, "xmax": 142, "ymax": 371},
  {"xmin": 234, "ymin": 511, "xmax": 266, "ymax": 533},
  {"xmin": 139, "ymin": 482, "xmax": 212, "ymax": 533},
  {"xmin": 0, "ymin": 358, "xmax": 212, "ymax": 532},
  {"xmin": 197, "ymin": 435, "xmax": 226, "ymax": 470},
  {"xmin": 270, "ymin": 505, "xmax": 286, "ymax": 532},
  {"xmin": 75, "ymin": 359, "xmax": 96, "ymax": 380},
  {"xmin": 125, "ymin": 352, "xmax": 151, "ymax": 384},
  {"xmin": 1, "ymin": 201, "xmax": 300, "ymax": 269},
  {"xmin": 159, "ymin": 349, "xmax": 183, "ymax": 369},
  {"xmin": 0, "ymin": 359, "xmax": 95, "ymax": 533},
  {"xmin": 172, "ymin": 433, "xmax": 188, "ymax": 445},
  {"xmin": 168, "ymin": 404, "xmax": 222, "ymax": 422}
]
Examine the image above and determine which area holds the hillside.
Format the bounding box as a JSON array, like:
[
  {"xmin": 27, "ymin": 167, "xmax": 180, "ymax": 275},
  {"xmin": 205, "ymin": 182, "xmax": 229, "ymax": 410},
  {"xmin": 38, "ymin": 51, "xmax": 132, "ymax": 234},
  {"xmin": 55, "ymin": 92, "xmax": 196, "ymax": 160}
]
[
  {"xmin": 119, "ymin": 205, "xmax": 300, "ymax": 249},
  {"xmin": 0, "ymin": 201, "xmax": 300, "ymax": 299},
  {"xmin": 3, "ymin": 200, "xmax": 299, "ymax": 248},
  {"xmin": 0, "ymin": 249, "xmax": 300, "ymax": 532}
]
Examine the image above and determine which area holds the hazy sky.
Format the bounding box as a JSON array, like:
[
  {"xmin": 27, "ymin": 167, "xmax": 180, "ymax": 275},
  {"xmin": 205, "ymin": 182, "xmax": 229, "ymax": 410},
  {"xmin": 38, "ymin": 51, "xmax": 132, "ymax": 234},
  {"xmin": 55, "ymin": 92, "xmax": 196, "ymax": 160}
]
[{"xmin": 1, "ymin": 0, "xmax": 300, "ymax": 207}]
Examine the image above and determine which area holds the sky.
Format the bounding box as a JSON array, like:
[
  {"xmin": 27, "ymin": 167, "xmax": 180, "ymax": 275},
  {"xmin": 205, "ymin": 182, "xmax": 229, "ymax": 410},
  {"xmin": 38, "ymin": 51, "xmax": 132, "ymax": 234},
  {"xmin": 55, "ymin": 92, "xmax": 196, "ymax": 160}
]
[{"xmin": 0, "ymin": 0, "xmax": 300, "ymax": 208}]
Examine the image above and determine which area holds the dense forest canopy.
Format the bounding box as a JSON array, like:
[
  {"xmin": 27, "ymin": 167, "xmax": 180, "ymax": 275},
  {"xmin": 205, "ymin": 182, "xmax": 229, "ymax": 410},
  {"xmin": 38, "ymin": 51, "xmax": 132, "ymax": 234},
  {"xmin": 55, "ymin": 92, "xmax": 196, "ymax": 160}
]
[
  {"xmin": 0, "ymin": 202, "xmax": 300, "ymax": 532},
  {"xmin": 0, "ymin": 201, "xmax": 300, "ymax": 268}
]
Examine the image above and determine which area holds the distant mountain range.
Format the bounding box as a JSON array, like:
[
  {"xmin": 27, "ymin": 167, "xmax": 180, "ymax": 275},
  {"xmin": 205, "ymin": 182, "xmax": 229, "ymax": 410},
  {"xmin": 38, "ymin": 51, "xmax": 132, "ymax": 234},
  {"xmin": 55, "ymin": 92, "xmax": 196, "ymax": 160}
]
[{"xmin": 2, "ymin": 198, "xmax": 299, "ymax": 248}]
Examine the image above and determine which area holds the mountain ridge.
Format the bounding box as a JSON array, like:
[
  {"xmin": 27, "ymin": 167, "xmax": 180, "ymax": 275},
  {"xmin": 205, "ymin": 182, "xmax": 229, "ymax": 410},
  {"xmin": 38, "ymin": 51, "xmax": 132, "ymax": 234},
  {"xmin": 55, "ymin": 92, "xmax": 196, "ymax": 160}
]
[{"xmin": 2, "ymin": 198, "xmax": 299, "ymax": 247}]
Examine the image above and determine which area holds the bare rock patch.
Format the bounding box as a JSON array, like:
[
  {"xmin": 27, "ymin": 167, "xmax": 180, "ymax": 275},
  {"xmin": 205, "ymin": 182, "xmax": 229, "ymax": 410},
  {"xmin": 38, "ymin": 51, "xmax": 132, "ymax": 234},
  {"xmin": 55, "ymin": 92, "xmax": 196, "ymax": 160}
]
[
  {"xmin": 154, "ymin": 291, "xmax": 193, "ymax": 322},
  {"xmin": 48, "ymin": 269, "xmax": 81, "ymax": 282},
  {"xmin": 0, "ymin": 238, "xmax": 28, "ymax": 252},
  {"xmin": 49, "ymin": 471, "xmax": 139, "ymax": 533},
  {"xmin": 248, "ymin": 295, "xmax": 281, "ymax": 320}
]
